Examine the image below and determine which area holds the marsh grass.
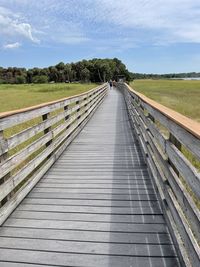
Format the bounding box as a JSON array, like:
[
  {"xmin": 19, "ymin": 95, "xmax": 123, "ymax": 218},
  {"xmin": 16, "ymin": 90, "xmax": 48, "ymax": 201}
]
[
  {"xmin": 130, "ymin": 79, "xmax": 200, "ymax": 208},
  {"xmin": 131, "ymin": 79, "xmax": 200, "ymax": 122},
  {"xmin": 0, "ymin": 83, "xmax": 96, "ymax": 113}
]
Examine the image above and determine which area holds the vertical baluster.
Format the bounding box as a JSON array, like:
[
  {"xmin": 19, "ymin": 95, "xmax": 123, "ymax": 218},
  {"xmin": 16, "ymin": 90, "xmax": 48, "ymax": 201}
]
[
  {"xmin": 168, "ymin": 133, "xmax": 181, "ymax": 176},
  {"xmin": 0, "ymin": 130, "xmax": 10, "ymax": 206},
  {"xmin": 148, "ymin": 113, "xmax": 155, "ymax": 123},
  {"xmin": 76, "ymin": 100, "xmax": 80, "ymax": 119},
  {"xmin": 84, "ymin": 96, "xmax": 88, "ymax": 114},
  {"xmin": 93, "ymin": 91, "xmax": 97, "ymax": 107},
  {"xmin": 42, "ymin": 113, "xmax": 53, "ymax": 160},
  {"xmin": 65, "ymin": 104, "xmax": 72, "ymax": 139},
  {"xmin": 64, "ymin": 104, "xmax": 70, "ymax": 130},
  {"xmin": 64, "ymin": 105, "xmax": 69, "ymax": 120}
]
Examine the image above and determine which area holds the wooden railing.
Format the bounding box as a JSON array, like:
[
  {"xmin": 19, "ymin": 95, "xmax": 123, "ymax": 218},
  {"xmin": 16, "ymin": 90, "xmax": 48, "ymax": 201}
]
[
  {"xmin": 118, "ymin": 82, "xmax": 200, "ymax": 267},
  {"xmin": 0, "ymin": 83, "xmax": 108, "ymax": 225}
]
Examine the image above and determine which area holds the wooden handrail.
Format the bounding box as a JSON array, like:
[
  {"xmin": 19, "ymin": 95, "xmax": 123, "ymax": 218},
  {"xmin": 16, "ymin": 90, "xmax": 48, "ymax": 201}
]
[
  {"xmin": 0, "ymin": 83, "xmax": 108, "ymax": 225},
  {"xmin": 119, "ymin": 82, "xmax": 200, "ymax": 267},
  {"xmin": 126, "ymin": 83, "xmax": 200, "ymax": 139},
  {"xmin": 0, "ymin": 85, "xmax": 103, "ymax": 119}
]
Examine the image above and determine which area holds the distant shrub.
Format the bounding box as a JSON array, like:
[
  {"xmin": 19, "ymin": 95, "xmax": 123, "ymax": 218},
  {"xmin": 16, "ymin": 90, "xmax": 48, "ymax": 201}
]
[
  {"xmin": 0, "ymin": 79, "xmax": 7, "ymax": 84},
  {"xmin": 32, "ymin": 75, "xmax": 48, "ymax": 84},
  {"xmin": 16, "ymin": 75, "xmax": 26, "ymax": 84}
]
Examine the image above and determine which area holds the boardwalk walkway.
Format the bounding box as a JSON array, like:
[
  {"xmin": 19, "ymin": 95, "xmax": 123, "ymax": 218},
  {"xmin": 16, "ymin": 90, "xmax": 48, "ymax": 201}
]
[{"xmin": 0, "ymin": 89, "xmax": 180, "ymax": 266}]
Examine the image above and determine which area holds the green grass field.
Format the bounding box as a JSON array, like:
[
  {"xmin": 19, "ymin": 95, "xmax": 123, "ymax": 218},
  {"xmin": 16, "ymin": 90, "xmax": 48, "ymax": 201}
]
[
  {"xmin": 130, "ymin": 79, "xmax": 200, "ymax": 122},
  {"xmin": 0, "ymin": 83, "xmax": 97, "ymax": 113},
  {"xmin": 131, "ymin": 79, "xmax": 200, "ymax": 174}
]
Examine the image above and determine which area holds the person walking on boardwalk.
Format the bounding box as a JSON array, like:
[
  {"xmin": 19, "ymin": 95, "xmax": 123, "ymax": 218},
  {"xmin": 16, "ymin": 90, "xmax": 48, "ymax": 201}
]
[{"xmin": 109, "ymin": 79, "xmax": 113, "ymax": 89}]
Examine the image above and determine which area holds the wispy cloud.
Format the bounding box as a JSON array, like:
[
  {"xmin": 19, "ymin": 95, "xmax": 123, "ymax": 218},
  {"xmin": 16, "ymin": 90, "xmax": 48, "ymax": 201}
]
[
  {"xmin": 3, "ymin": 42, "xmax": 21, "ymax": 49},
  {"xmin": 0, "ymin": 6, "xmax": 40, "ymax": 45},
  {"xmin": 0, "ymin": 0, "xmax": 200, "ymax": 49},
  {"xmin": 1, "ymin": 0, "xmax": 200, "ymax": 47},
  {"xmin": 0, "ymin": 1, "xmax": 89, "ymax": 46},
  {"xmin": 0, "ymin": 0, "xmax": 200, "ymax": 73},
  {"xmin": 92, "ymin": 0, "xmax": 200, "ymax": 44}
]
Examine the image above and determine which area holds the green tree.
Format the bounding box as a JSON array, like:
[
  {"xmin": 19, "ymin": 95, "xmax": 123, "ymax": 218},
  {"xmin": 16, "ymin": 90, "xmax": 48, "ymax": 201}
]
[
  {"xmin": 32, "ymin": 75, "xmax": 48, "ymax": 83},
  {"xmin": 48, "ymin": 66, "xmax": 58, "ymax": 82},
  {"xmin": 56, "ymin": 62, "xmax": 65, "ymax": 82},
  {"xmin": 80, "ymin": 68, "xmax": 90, "ymax": 82},
  {"xmin": 27, "ymin": 70, "xmax": 33, "ymax": 83},
  {"xmin": 64, "ymin": 64, "xmax": 72, "ymax": 82},
  {"xmin": 0, "ymin": 57, "xmax": 137, "ymax": 84},
  {"xmin": 16, "ymin": 75, "xmax": 26, "ymax": 84}
]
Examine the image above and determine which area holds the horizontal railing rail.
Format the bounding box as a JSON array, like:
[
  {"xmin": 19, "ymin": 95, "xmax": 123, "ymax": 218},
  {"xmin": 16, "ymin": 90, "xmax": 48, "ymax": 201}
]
[
  {"xmin": 118, "ymin": 82, "xmax": 200, "ymax": 267},
  {"xmin": 0, "ymin": 83, "xmax": 108, "ymax": 225}
]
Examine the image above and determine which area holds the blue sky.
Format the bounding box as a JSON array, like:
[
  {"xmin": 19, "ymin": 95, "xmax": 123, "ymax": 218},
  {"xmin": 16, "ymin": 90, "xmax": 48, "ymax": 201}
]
[{"xmin": 0, "ymin": 0, "xmax": 200, "ymax": 73}]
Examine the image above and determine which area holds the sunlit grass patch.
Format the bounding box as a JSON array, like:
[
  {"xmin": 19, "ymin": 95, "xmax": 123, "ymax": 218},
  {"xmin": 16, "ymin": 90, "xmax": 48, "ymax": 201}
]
[
  {"xmin": 0, "ymin": 83, "xmax": 97, "ymax": 113},
  {"xmin": 131, "ymin": 79, "xmax": 200, "ymax": 122}
]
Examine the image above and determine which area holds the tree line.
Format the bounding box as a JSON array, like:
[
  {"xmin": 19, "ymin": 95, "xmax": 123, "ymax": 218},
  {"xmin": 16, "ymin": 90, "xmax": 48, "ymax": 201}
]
[
  {"xmin": 1, "ymin": 58, "xmax": 199, "ymax": 84},
  {"xmin": 131, "ymin": 72, "xmax": 200, "ymax": 79},
  {"xmin": 0, "ymin": 58, "xmax": 131, "ymax": 84}
]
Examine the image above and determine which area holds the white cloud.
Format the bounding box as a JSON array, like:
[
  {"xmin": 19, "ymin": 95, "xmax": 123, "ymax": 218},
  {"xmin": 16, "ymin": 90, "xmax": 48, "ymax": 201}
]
[
  {"xmin": 1, "ymin": 0, "xmax": 200, "ymax": 47},
  {"xmin": 91, "ymin": 0, "xmax": 200, "ymax": 44},
  {"xmin": 3, "ymin": 42, "xmax": 21, "ymax": 49},
  {"xmin": 0, "ymin": 6, "xmax": 40, "ymax": 44}
]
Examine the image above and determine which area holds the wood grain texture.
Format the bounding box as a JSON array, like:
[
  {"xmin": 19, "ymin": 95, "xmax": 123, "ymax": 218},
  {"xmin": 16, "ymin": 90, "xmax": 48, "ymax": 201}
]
[
  {"xmin": 0, "ymin": 87, "xmax": 179, "ymax": 267},
  {"xmin": 0, "ymin": 84, "xmax": 108, "ymax": 224},
  {"xmin": 122, "ymin": 83, "xmax": 200, "ymax": 267}
]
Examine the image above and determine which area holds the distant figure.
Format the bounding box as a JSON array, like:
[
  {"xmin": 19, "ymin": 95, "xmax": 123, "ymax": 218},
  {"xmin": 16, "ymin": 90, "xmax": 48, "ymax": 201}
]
[{"xmin": 109, "ymin": 80, "xmax": 113, "ymax": 89}]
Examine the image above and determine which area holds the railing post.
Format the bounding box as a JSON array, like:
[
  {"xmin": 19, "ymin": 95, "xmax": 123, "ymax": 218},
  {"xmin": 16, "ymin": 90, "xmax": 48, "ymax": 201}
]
[
  {"xmin": 76, "ymin": 100, "xmax": 81, "ymax": 120},
  {"xmin": 42, "ymin": 113, "xmax": 52, "ymax": 147},
  {"xmin": 0, "ymin": 131, "xmax": 11, "ymax": 206},
  {"xmin": 64, "ymin": 105, "xmax": 69, "ymax": 120},
  {"xmin": 168, "ymin": 133, "xmax": 182, "ymax": 176},
  {"xmin": 64, "ymin": 104, "xmax": 70, "ymax": 130},
  {"xmin": 42, "ymin": 113, "xmax": 53, "ymax": 160},
  {"xmin": 148, "ymin": 113, "xmax": 155, "ymax": 123},
  {"xmin": 169, "ymin": 133, "xmax": 182, "ymax": 150},
  {"xmin": 84, "ymin": 96, "xmax": 88, "ymax": 113}
]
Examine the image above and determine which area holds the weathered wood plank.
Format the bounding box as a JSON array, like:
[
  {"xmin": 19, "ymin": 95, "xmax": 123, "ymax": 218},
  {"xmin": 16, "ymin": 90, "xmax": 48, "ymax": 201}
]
[
  {"xmin": 0, "ymin": 236, "xmax": 177, "ymax": 257},
  {"xmin": 0, "ymin": 88, "xmax": 107, "ymax": 202},
  {"xmin": 122, "ymin": 83, "xmax": 200, "ymax": 267},
  {"xmin": 167, "ymin": 189, "xmax": 200, "ymax": 267},
  {"xmin": 4, "ymin": 218, "xmax": 167, "ymax": 232},
  {"xmin": 0, "ymin": 87, "xmax": 107, "ymax": 179},
  {"xmin": 0, "ymin": 248, "xmax": 180, "ymax": 267},
  {"xmin": 0, "ymin": 85, "xmax": 107, "ymax": 224},
  {"xmin": 126, "ymin": 83, "xmax": 200, "ymax": 139},
  {"xmin": 16, "ymin": 204, "xmax": 162, "ymax": 215},
  {"xmin": 10, "ymin": 210, "xmax": 164, "ymax": 223},
  {"xmin": 0, "ymin": 86, "xmax": 180, "ymax": 267},
  {"xmin": 132, "ymin": 101, "xmax": 200, "ymax": 244},
  {"xmin": 0, "ymin": 84, "xmax": 107, "ymax": 130},
  {"xmin": 0, "ymin": 263, "xmax": 49, "ymax": 267},
  {"xmin": 0, "ymin": 227, "xmax": 171, "ymax": 243},
  {"xmin": 6, "ymin": 96, "xmax": 91, "ymax": 151},
  {"xmin": 28, "ymin": 192, "xmax": 157, "ymax": 201},
  {"xmin": 165, "ymin": 142, "xmax": 200, "ymax": 199}
]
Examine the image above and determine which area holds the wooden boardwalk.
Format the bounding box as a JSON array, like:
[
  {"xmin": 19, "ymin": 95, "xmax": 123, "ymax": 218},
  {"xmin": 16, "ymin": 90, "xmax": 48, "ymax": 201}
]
[{"xmin": 0, "ymin": 89, "xmax": 180, "ymax": 266}]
